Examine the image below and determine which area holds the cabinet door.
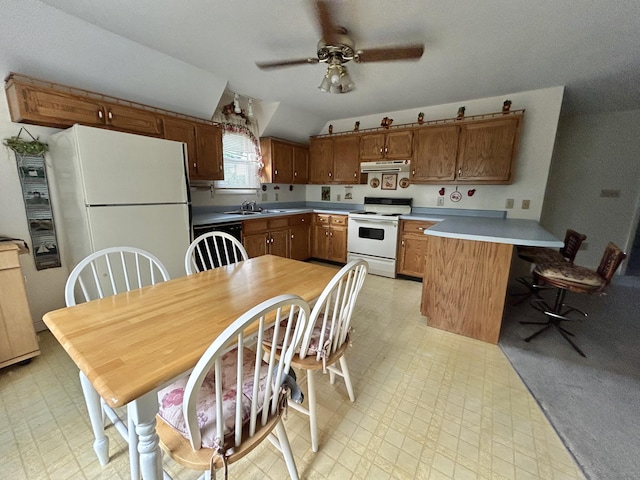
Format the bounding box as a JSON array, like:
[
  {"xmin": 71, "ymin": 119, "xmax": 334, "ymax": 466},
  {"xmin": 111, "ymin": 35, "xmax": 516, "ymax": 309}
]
[
  {"xmin": 290, "ymin": 223, "xmax": 310, "ymax": 260},
  {"xmin": 333, "ymin": 135, "xmax": 360, "ymax": 183},
  {"xmin": 309, "ymin": 137, "xmax": 334, "ymax": 184},
  {"xmin": 0, "ymin": 245, "xmax": 40, "ymax": 368},
  {"xmin": 397, "ymin": 235, "xmax": 429, "ymax": 277},
  {"xmin": 195, "ymin": 123, "xmax": 224, "ymax": 181},
  {"xmin": 272, "ymin": 141, "xmax": 294, "ymax": 183},
  {"xmin": 359, "ymin": 133, "xmax": 386, "ymax": 160},
  {"xmin": 412, "ymin": 125, "xmax": 459, "ymax": 183},
  {"xmin": 386, "ymin": 130, "xmax": 413, "ymax": 159},
  {"xmin": 293, "ymin": 145, "xmax": 309, "ymax": 184},
  {"xmin": 104, "ymin": 102, "xmax": 163, "ymax": 136},
  {"xmin": 329, "ymin": 225, "xmax": 348, "ymax": 263},
  {"xmin": 456, "ymin": 116, "xmax": 520, "ymax": 183},
  {"xmin": 243, "ymin": 232, "xmax": 269, "ymax": 258},
  {"xmin": 163, "ymin": 118, "xmax": 198, "ymax": 178},
  {"xmin": 7, "ymin": 83, "xmax": 105, "ymax": 128},
  {"xmin": 268, "ymin": 229, "xmax": 290, "ymax": 258},
  {"xmin": 312, "ymin": 224, "xmax": 331, "ymax": 259}
]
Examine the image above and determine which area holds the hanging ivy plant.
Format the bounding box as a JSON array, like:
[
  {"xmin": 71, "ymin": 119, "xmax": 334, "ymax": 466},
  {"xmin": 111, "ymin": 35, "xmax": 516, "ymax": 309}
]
[{"xmin": 3, "ymin": 135, "xmax": 49, "ymax": 155}]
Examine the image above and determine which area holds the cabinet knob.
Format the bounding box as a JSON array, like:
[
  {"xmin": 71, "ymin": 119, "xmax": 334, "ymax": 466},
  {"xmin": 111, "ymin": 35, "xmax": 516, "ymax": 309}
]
[
  {"xmin": 384, "ymin": 147, "xmax": 388, "ymax": 154},
  {"xmin": 379, "ymin": 147, "xmax": 383, "ymax": 154},
  {"xmin": 294, "ymin": 171, "xmax": 297, "ymax": 177},
  {"xmin": 107, "ymin": 111, "xmax": 113, "ymax": 121},
  {"xmin": 97, "ymin": 109, "xmax": 104, "ymax": 120},
  {"xmin": 193, "ymin": 163, "xmax": 197, "ymax": 168},
  {"xmin": 418, "ymin": 227, "xmax": 424, "ymax": 231},
  {"xmin": 328, "ymin": 172, "xmax": 332, "ymax": 177},
  {"xmin": 275, "ymin": 169, "xmax": 278, "ymax": 175},
  {"xmin": 458, "ymin": 168, "xmax": 462, "ymax": 176},
  {"xmin": 354, "ymin": 172, "xmax": 357, "ymax": 177},
  {"xmin": 291, "ymin": 234, "xmax": 294, "ymax": 239},
  {"xmin": 412, "ymin": 169, "xmax": 415, "ymax": 175},
  {"xmin": 301, "ymin": 218, "xmax": 305, "ymax": 222},
  {"xmin": 325, "ymin": 231, "xmax": 329, "ymax": 236}
]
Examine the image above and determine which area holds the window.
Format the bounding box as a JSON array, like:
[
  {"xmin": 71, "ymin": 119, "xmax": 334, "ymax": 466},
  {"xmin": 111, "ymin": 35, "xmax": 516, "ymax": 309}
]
[{"xmin": 213, "ymin": 107, "xmax": 262, "ymax": 192}]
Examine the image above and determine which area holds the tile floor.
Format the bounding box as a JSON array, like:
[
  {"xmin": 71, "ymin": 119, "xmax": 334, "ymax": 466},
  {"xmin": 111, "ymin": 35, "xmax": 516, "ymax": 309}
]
[{"xmin": 0, "ymin": 273, "xmax": 585, "ymax": 479}]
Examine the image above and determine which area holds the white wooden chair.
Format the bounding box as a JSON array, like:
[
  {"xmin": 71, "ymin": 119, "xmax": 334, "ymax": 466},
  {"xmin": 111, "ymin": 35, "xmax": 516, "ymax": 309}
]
[
  {"xmin": 156, "ymin": 294, "xmax": 310, "ymax": 480},
  {"xmin": 65, "ymin": 246, "xmax": 170, "ymax": 480},
  {"xmin": 265, "ymin": 259, "xmax": 368, "ymax": 452},
  {"xmin": 185, "ymin": 231, "xmax": 248, "ymax": 275}
]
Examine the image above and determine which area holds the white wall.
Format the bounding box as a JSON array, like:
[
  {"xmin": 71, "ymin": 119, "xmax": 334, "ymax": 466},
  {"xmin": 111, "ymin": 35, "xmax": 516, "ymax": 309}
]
[
  {"xmin": 307, "ymin": 86, "xmax": 565, "ymax": 220},
  {"xmin": 541, "ymin": 109, "xmax": 640, "ymax": 270}
]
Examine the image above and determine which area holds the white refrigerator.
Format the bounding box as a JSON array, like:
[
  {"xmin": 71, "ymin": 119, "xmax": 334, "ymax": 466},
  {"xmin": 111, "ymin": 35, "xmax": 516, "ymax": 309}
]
[{"xmin": 47, "ymin": 125, "xmax": 191, "ymax": 279}]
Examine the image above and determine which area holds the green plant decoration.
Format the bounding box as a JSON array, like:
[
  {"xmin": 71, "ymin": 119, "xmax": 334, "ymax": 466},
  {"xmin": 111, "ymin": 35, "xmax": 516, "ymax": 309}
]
[{"xmin": 3, "ymin": 135, "xmax": 49, "ymax": 155}]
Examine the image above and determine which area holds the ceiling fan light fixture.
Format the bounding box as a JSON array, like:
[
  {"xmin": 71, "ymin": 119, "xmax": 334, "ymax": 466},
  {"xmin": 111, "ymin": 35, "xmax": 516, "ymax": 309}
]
[
  {"xmin": 319, "ymin": 62, "xmax": 354, "ymax": 94},
  {"xmin": 318, "ymin": 73, "xmax": 332, "ymax": 92}
]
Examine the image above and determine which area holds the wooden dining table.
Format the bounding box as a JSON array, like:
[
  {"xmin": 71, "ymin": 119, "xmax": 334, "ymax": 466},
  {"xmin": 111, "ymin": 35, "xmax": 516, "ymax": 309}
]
[{"xmin": 43, "ymin": 255, "xmax": 339, "ymax": 480}]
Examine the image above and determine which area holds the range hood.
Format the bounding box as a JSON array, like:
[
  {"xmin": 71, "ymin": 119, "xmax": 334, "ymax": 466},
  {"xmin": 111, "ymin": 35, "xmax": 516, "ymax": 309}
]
[{"xmin": 360, "ymin": 160, "xmax": 410, "ymax": 173}]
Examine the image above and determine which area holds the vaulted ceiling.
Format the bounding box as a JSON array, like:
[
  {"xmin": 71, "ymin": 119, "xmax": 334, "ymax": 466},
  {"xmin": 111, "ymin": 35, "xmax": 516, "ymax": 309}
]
[{"xmin": 5, "ymin": 1, "xmax": 640, "ymax": 142}]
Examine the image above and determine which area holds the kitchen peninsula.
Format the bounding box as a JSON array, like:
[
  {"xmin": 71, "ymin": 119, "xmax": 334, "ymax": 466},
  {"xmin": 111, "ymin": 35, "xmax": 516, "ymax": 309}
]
[{"xmin": 420, "ymin": 217, "xmax": 563, "ymax": 344}]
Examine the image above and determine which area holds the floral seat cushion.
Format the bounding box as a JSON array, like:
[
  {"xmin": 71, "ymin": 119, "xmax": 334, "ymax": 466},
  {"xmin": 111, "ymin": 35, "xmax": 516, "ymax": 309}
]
[
  {"xmin": 264, "ymin": 313, "xmax": 332, "ymax": 357},
  {"xmin": 157, "ymin": 348, "xmax": 270, "ymax": 449},
  {"xmin": 535, "ymin": 262, "xmax": 604, "ymax": 288}
]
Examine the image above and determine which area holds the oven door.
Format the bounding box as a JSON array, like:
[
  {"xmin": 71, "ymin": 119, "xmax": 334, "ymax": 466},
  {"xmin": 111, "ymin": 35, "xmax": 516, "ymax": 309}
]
[{"xmin": 347, "ymin": 217, "xmax": 398, "ymax": 259}]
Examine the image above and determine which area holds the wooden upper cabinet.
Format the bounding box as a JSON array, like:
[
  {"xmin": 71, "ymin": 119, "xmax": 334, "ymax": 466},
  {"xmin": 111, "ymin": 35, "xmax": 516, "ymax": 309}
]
[
  {"xmin": 309, "ymin": 137, "xmax": 334, "ymax": 183},
  {"xmin": 260, "ymin": 137, "xmax": 309, "ymax": 184},
  {"xmin": 195, "ymin": 123, "xmax": 224, "ymax": 181},
  {"xmin": 411, "ymin": 113, "xmax": 523, "ymax": 184},
  {"xmin": 411, "ymin": 125, "xmax": 459, "ymax": 183},
  {"xmin": 163, "ymin": 118, "xmax": 223, "ymax": 181},
  {"xmin": 332, "ymin": 135, "xmax": 360, "ymax": 183},
  {"xmin": 456, "ymin": 116, "xmax": 521, "ymax": 183},
  {"xmin": 5, "ymin": 74, "xmax": 163, "ymax": 136},
  {"xmin": 309, "ymin": 135, "xmax": 362, "ymax": 184},
  {"xmin": 359, "ymin": 129, "xmax": 413, "ymax": 160}
]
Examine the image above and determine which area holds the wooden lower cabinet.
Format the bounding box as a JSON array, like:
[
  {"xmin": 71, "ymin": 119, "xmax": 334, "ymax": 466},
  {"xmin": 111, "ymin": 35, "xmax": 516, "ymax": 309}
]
[
  {"xmin": 311, "ymin": 214, "xmax": 348, "ymax": 263},
  {"xmin": 243, "ymin": 214, "xmax": 311, "ymax": 260},
  {"xmin": 397, "ymin": 220, "xmax": 437, "ymax": 278},
  {"xmin": 0, "ymin": 243, "xmax": 40, "ymax": 369}
]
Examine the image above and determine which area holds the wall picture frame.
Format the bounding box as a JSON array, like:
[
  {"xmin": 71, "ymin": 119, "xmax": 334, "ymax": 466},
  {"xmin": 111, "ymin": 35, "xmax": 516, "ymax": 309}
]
[{"xmin": 381, "ymin": 173, "xmax": 398, "ymax": 190}]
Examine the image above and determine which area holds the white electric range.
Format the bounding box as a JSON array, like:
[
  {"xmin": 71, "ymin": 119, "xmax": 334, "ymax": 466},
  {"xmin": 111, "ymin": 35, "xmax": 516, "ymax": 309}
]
[{"xmin": 347, "ymin": 197, "xmax": 412, "ymax": 278}]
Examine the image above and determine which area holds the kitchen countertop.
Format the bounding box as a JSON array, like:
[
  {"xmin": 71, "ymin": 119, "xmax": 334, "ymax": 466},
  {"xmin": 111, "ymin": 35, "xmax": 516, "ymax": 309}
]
[{"xmin": 422, "ymin": 216, "xmax": 563, "ymax": 247}]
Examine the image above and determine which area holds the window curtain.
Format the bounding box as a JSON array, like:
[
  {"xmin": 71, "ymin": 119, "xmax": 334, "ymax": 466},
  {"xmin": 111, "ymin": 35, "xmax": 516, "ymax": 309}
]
[{"xmin": 212, "ymin": 105, "xmax": 262, "ymax": 189}]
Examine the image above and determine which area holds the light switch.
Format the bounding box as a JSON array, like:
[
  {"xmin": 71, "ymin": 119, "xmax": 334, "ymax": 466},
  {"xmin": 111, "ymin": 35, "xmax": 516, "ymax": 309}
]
[
  {"xmin": 522, "ymin": 199, "xmax": 530, "ymax": 209},
  {"xmin": 505, "ymin": 198, "xmax": 514, "ymax": 209},
  {"xmin": 437, "ymin": 197, "xmax": 444, "ymax": 206}
]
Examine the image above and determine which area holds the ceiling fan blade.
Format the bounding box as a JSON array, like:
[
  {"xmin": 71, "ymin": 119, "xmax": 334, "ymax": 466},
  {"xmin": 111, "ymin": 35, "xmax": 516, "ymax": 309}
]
[
  {"xmin": 314, "ymin": 0, "xmax": 340, "ymax": 45},
  {"xmin": 256, "ymin": 57, "xmax": 320, "ymax": 70},
  {"xmin": 355, "ymin": 44, "xmax": 424, "ymax": 63}
]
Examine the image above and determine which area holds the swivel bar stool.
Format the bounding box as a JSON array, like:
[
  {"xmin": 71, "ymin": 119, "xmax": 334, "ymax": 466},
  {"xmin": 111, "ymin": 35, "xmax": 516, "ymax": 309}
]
[{"xmin": 521, "ymin": 242, "xmax": 626, "ymax": 356}]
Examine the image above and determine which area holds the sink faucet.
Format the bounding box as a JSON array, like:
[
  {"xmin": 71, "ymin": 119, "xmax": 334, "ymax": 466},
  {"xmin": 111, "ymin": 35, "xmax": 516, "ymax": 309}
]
[{"xmin": 242, "ymin": 200, "xmax": 260, "ymax": 212}]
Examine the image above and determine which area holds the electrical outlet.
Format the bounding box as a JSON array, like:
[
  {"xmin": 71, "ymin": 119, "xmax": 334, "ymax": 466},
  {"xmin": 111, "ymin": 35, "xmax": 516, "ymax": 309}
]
[
  {"xmin": 522, "ymin": 199, "xmax": 530, "ymax": 209},
  {"xmin": 337, "ymin": 194, "xmax": 341, "ymax": 201},
  {"xmin": 261, "ymin": 192, "xmax": 267, "ymax": 201},
  {"xmin": 437, "ymin": 197, "xmax": 444, "ymax": 206},
  {"xmin": 275, "ymin": 193, "xmax": 279, "ymax": 201},
  {"xmin": 505, "ymin": 198, "xmax": 514, "ymax": 209}
]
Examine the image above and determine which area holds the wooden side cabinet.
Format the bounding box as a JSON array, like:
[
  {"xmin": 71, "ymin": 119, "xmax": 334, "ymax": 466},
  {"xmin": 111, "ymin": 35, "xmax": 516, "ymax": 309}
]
[
  {"xmin": 0, "ymin": 243, "xmax": 40, "ymax": 369},
  {"xmin": 397, "ymin": 220, "xmax": 437, "ymax": 278}
]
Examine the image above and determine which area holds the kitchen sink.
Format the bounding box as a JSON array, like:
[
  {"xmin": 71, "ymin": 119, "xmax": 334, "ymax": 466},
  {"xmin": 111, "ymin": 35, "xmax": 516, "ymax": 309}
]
[{"xmin": 223, "ymin": 210, "xmax": 262, "ymax": 215}]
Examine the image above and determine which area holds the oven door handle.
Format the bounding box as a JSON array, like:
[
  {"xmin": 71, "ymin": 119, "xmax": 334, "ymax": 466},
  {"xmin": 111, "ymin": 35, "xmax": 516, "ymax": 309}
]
[{"xmin": 349, "ymin": 218, "xmax": 397, "ymax": 225}]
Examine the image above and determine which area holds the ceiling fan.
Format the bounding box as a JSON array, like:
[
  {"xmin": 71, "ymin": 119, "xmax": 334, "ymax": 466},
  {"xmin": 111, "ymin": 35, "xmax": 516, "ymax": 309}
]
[{"xmin": 255, "ymin": 0, "xmax": 424, "ymax": 93}]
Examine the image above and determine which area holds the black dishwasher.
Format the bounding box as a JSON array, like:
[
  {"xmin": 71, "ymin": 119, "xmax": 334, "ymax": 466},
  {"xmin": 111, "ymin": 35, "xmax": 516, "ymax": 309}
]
[
  {"xmin": 193, "ymin": 221, "xmax": 243, "ymax": 242},
  {"xmin": 191, "ymin": 221, "xmax": 243, "ymax": 269}
]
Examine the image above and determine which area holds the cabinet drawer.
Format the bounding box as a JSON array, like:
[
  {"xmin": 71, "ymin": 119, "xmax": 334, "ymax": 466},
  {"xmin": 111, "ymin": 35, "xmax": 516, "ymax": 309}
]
[
  {"xmin": 402, "ymin": 220, "xmax": 437, "ymax": 234},
  {"xmin": 315, "ymin": 214, "xmax": 330, "ymax": 224},
  {"xmin": 243, "ymin": 218, "xmax": 269, "ymax": 234},
  {"xmin": 331, "ymin": 215, "xmax": 347, "ymax": 226},
  {"xmin": 289, "ymin": 213, "xmax": 311, "ymax": 226},
  {"xmin": 267, "ymin": 217, "xmax": 289, "ymax": 229}
]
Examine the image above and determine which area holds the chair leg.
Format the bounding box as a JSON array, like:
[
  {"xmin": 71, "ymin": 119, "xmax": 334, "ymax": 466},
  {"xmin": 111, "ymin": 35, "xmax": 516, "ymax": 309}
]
[
  {"xmin": 555, "ymin": 324, "xmax": 587, "ymax": 357},
  {"xmin": 274, "ymin": 421, "xmax": 300, "ymax": 480},
  {"xmin": 127, "ymin": 405, "xmax": 140, "ymax": 480},
  {"xmin": 339, "ymin": 357, "xmax": 356, "ymax": 403},
  {"xmin": 79, "ymin": 371, "xmax": 110, "ymax": 466},
  {"xmin": 307, "ymin": 369, "xmax": 319, "ymax": 453}
]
